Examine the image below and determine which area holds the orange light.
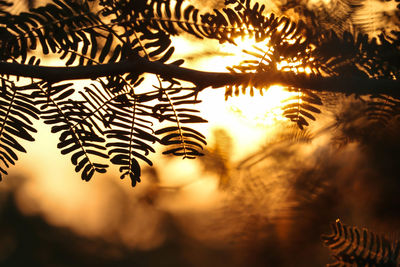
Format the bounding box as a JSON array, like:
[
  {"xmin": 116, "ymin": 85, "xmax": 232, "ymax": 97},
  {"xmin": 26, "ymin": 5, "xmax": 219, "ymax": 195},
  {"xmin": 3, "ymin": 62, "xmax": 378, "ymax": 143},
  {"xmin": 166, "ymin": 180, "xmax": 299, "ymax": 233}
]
[{"xmin": 226, "ymin": 85, "xmax": 298, "ymax": 126}]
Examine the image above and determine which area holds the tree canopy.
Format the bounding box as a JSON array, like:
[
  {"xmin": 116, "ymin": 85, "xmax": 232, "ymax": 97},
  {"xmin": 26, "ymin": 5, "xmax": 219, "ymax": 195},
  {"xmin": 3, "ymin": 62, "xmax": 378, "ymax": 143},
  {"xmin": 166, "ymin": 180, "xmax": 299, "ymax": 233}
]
[{"xmin": 0, "ymin": 0, "xmax": 399, "ymax": 186}]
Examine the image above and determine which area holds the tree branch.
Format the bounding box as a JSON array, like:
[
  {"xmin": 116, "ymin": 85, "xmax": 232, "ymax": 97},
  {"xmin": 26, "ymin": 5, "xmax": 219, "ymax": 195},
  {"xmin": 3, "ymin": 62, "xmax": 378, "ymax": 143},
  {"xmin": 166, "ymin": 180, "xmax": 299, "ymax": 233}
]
[{"xmin": 1, "ymin": 58, "xmax": 399, "ymax": 96}]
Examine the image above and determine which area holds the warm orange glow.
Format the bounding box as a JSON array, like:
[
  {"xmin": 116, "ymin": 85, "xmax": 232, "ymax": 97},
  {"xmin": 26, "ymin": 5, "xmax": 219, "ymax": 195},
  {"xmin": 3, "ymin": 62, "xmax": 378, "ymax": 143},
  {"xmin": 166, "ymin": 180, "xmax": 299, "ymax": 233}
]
[
  {"xmin": 277, "ymin": 59, "xmax": 313, "ymax": 74},
  {"xmin": 226, "ymin": 85, "xmax": 297, "ymax": 126},
  {"xmin": 215, "ymin": 37, "xmax": 306, "ymax": 126},
  {"xmin": 2, "ymin": 3, "xmax": 398, "ymax": 266},
  {"xmin": 7, "ymin": 26, "xmax": 310, "ymax": 246}
]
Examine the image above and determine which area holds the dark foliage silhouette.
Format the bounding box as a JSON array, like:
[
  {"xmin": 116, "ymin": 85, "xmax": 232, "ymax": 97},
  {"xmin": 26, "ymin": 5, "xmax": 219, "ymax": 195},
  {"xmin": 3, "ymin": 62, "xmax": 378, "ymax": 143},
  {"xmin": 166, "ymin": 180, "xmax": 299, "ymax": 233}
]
[
  {"xmin": 322, "ymin": 219, "xmax": 400, "ymax": 266},
  {"xmin": 0, "ymin": 0, "xmax": 399, "ymax": 186}
]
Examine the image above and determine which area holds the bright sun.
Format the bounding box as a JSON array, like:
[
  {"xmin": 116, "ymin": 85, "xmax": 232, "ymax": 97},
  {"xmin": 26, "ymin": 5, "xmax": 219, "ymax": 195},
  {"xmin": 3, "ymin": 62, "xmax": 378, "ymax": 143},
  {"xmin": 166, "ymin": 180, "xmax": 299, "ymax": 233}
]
[
  {"xmin": 220, "ymin": 36, "xmax": 300, "ymax": 125},
  {"xmin": 171, "ymin": 34, "xmax": 301, "ymax": 126},
  {"xmin": 226, "ymin": 85, "xmax": 296, "ymax": 126}
]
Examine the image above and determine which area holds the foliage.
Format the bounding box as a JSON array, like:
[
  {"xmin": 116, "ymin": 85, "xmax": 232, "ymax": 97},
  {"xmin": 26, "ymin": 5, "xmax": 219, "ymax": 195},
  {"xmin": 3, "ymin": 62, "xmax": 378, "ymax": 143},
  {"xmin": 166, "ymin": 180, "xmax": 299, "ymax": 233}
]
[
  {"xmin": 322, "ymin": 219, "xmax": 400, "ymax": 267},
  {"xmin": 0, "ymin": 0, "xmax": 399, "ymax": 185}
]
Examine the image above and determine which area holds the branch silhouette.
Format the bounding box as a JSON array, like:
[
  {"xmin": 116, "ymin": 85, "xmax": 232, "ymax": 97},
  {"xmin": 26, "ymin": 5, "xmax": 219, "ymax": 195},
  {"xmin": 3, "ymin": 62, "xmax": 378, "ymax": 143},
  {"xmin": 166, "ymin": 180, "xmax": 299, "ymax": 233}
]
[
  {"xmin": 0, "ymin": 0, "xmax": 398, "ymax": 184},
  {"xmin": 1, "ymin": 60, "xmax": 399, "ymax": 94}
]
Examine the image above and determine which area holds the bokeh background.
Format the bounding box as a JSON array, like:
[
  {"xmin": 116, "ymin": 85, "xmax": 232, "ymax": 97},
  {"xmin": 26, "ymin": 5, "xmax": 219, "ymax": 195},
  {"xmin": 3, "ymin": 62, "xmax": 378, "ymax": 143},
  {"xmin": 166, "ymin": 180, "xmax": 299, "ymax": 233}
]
[{"xmin": 1, "ymin": 0, "xmax": 400, "ymax": 266}]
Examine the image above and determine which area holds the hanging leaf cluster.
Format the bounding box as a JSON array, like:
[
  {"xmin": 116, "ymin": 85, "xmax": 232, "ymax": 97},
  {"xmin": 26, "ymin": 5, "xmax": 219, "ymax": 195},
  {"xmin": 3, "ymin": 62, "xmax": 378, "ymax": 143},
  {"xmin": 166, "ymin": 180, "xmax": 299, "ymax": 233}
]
[
  {"xmin": 223, "ymin": 10, "xmax": 322, "ymax": 129},
  {"xmin": 0, "ymin": 0, "xmax": 399, "ymax": 185},
  {"xmin": 0, "ymin": 0, "xmax": 210, "ymax": 185},
  {"xmin": 0, "ymin": 79, "xmax": 39, "ymax": 180},
  {"xmin": 224, "ymin": 0, "xmax": 400, "ymax": 129}
]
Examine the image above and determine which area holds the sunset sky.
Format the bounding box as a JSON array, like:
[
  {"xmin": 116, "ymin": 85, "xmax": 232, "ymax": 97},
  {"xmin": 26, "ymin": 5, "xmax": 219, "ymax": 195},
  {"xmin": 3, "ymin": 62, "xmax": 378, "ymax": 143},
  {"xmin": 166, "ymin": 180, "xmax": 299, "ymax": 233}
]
[{"xmin": 1, "ymin": 0, "xmax": 399, "ymax": 266}]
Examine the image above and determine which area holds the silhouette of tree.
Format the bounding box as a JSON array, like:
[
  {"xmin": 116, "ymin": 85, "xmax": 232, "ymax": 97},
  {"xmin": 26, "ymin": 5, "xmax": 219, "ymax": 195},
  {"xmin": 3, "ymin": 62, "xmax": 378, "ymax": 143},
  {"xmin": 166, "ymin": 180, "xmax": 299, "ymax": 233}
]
[{"xmin": 0, "ymin": 0, "xmax": 398, "ymax": 185}]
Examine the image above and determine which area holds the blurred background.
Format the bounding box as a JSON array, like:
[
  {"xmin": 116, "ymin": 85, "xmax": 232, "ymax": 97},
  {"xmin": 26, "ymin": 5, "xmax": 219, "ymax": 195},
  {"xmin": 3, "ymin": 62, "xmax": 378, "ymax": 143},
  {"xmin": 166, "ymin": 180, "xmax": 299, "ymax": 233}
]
[{"xmin": 1, "ymin": 0, "xmax": 400, "ymax": 266}]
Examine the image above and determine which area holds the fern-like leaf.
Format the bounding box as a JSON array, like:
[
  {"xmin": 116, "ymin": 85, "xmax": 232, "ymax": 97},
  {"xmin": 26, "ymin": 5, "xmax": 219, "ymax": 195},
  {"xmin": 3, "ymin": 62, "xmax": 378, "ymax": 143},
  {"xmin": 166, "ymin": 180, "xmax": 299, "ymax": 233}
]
[
  {"xmin": 35, "ymin": 82, "xmax": 109, "ymax": 181},
  {"xmin": 0, "ymin": 79, "xmax": 39, "ymax": 179},
  {"xmin": 281, "ymin": 88, "xmax": 322, "ymax": 130},
  {"xmin": 0, "ymin": 0, "xmax": 101, "ymax": 64},
  {"xmin": 82, "ymin": 82, "xmax": 159, "ymax": 186},
  {"xmin": 153, "ymin": 83, "xmax": 207, "ymax": 159},
  {"xmin": 322, "ymin": 219, "xmax": 400, "ymax": 267}
]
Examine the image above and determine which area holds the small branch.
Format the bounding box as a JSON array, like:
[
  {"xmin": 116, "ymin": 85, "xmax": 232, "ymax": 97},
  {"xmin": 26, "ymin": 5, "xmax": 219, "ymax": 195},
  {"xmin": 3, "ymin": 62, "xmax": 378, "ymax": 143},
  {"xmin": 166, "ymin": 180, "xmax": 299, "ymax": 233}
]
[{"xmin": 0, "ymin": 59, "xmax": 399, "ymax": 96}]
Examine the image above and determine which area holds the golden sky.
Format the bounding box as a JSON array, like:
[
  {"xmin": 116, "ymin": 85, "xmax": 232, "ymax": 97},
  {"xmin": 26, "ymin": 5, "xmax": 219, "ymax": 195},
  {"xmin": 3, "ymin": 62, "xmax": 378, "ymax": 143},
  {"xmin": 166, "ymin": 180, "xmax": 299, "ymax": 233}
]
[{"xmin": 1, "ymin": 0, "xmax": 399, "ymax": 263}]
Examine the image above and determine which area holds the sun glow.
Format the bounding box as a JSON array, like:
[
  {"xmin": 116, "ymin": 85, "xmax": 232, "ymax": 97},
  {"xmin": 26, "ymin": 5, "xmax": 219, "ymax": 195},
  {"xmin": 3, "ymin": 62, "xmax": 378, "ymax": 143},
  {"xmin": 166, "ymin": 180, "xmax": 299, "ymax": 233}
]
[
  {"xmin": 171, "ymin": 34, "xmax": 305, "ymax": 126},
  {"xmin": 219, "ymin": 37, "xmax": 302, "ymax": 126},
  {"xmin": 226, "ymin": 85, "xmax": 297, "ymax": 126}
]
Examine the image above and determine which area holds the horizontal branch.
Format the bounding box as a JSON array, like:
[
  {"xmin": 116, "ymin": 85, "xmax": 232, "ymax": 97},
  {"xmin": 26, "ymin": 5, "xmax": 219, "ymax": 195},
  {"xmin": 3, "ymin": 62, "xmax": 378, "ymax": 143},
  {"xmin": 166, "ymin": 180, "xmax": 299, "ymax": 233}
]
[{"xmin": 0, "ymin": 58, "xmax": 399, "ymax": 96}]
